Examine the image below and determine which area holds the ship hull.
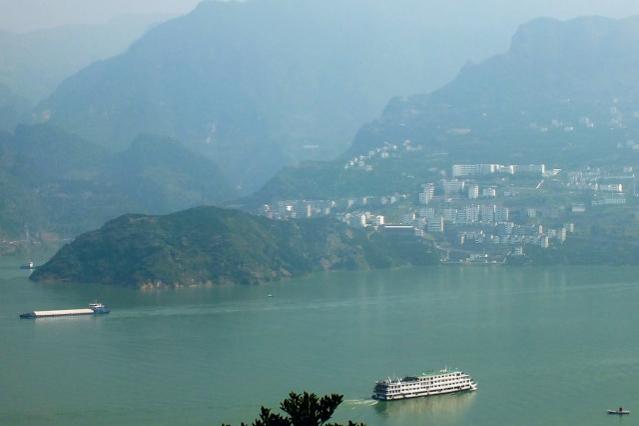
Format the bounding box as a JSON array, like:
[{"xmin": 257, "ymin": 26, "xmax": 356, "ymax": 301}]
[
  {"xmin": 372, "ymin": 370, "xmax": 477, "ymax": 401},
  {"xmin": 18, "ymin": 304, "xmax": 110, "ymax": 319},
  {"xmin": 373, "ymin": 385, "xmax": 477, "ymax": 401}
]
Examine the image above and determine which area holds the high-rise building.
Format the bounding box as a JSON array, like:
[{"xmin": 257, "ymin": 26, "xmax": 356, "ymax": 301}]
[
  {"xmin": 441, "ymin": 179, "xmax": 465, "ymax": 195},
  {"xmin": 427, "ymin": 217, "xmax": 444, "ymax": 233},
  {"xmin": 482, "ymin": 187, "xmax": 497, "ymax": 198},
  {"xmin": 495, "ymin": 206, "xmax": 510, "ymax": 222},
  {"xmin": 480, "ymin": 205, "xmax": 495, "ymax": 223},
  {"xmin": 419, "ymin": 184, "xmax": 435, "ymax": 204},
  {"xmin": 442, "ymin": 208, "xmax": 458, "ymax": 223},
  {"xmin": 467, "ymin": 184, "xmax": 479, "ymax": 199}
]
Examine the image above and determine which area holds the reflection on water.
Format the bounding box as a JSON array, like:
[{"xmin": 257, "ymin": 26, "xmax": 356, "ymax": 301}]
[
  {"xmin": 32, "ymin": 315, "xmax": 101, "ymax": 325},
  {"xmin": 372, "ymin": 391, "xmax": 476, "ymax": 421}
]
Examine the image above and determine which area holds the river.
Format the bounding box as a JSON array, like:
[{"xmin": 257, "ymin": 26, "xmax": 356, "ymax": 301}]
[{"xmin": 1, "ymin": 255, "xmax": 637, "ymax": 425}]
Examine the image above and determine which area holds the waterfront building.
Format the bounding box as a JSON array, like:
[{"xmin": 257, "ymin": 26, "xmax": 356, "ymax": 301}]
[
  {"xmin": 480, "ymin": 205, "xmax": 495, "ymax": 223},
  {"xmin": 481, "ymin": 187, "xmax": 497, "ymax": 198},
  {"xmin": 540, "ymin": 236, "xmax": 550, "ymax": 248},
  {"xmin": 442, "ymin": 179, "xmax": 465, "ymax": 195},
  {"xmin": 442, "ymin": 208, "xmax": 458, "ymax": 223},
  {"xmin": 419, "ymin": 184, "xmax": 435, "ymax": 204},
  {"xmin": 452, "ymin": 164, "xmax": 499, "ymax": 177},
  {"xmin": 559, "ymin": 227, "xmax": 567, "ymax": 242},
  {"xmin": 427, "ymin": 217, "xmax": 444, "ymax": 233},
  {"xmin": 467, "ymin": 184, "xmax": 479, "ymax": 199},
  {"xmin": 513, "ymin": 164, "xmax": 546, "ymax": 175},
  {"xmin": 495, "ymin": 206, "xmax": 510, "ymax": 222},
  {"xmin": 496, "ymin": 222, "xmax": 514, "ymax": 238}
]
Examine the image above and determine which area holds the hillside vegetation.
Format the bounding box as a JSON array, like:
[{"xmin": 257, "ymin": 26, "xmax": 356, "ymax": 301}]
[{"xmin": 31, "ymin": 206, "xmax": 438, "ymax": 287}]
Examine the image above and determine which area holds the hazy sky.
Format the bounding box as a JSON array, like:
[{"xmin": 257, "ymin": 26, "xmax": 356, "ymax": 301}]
[
  {"xmin": 1, "ymin": 0, "xmax": 639, "ymax": 33},
  {"xmin": 0, "ymin": 0, "xmax": 201, "ymax": 33}
]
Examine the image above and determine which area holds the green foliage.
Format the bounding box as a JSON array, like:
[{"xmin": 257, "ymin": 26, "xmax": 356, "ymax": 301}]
[
  {"xmin": 222, "ymin": 392, "xmax": 365, "ymax": 426},
  {"xmin": 30, "ymin": 206, "xmax": 438, "ymax": 286}
]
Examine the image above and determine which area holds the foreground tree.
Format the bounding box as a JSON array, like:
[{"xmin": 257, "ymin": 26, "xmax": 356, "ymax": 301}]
[{"xmin": 223, "ymin": 391, "xmax": 365, "ymax": 426}]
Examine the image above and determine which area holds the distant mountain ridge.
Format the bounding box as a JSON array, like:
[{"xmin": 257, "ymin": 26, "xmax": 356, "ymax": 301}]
[
  {"xmin": 0, "ymin": 14, "xmax": 167, "ymax": 104},
  {"xmin": 36, "ymin": 0, "xmax": 514, "ymax": 193},
  {"xmin": 0, "ymin": 82, "xmax": 29, "ymax": 132},
  {"xmin": 30, "ymin": 206, "xmax": 438, "ymax": 287},
  {"xmin": 0, "ymin": 125, "xmax": 232, "ymax": 239},
  {"xmin": 348, "ymin": 15, "xmax": 639, "ymax": 160},
  {"xmin": 250, "ymin": 15, "xmax": 639, "ymax": 203}
]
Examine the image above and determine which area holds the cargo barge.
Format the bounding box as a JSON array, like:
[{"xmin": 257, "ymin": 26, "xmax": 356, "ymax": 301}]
[{"xmin": 19, "ymin": 303, "xmax": 110, "ymax": 319}]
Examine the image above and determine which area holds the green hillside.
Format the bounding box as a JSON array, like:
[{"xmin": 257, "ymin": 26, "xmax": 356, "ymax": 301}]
[{"xmin": 31, "ymin": 206, "xmax": 438, "ymax": 287}]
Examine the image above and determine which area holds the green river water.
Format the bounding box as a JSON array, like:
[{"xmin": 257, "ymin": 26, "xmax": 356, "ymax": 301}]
[{"xmin": 1, "ymin": 254, "xmax": 638, "ymax": 425}]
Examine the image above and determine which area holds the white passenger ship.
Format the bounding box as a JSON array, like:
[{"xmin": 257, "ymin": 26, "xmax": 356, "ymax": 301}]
[{"xmin": 372, "ymin": 369, "xmax": 477, "ymax": 401}]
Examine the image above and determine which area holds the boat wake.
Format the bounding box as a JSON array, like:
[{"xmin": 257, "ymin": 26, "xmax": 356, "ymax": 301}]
[{"xmin": 344, "ymin": 399, "xmax": 378, "ymax": 408}]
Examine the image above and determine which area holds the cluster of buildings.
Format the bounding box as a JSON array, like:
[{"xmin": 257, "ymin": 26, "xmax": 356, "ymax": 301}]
[
  {"xmin": 565, "ymin": 166, "xmax": 636, "ymax": 207},
  {"xmin": 451, "ymin": 163, "xmax": 548, "ymax": 178},
  {"xmin": 529, "ymin": 103, "xmax": 628, "ymax": 134},
  {"xmin": 344, "ymin": 140, "xmax": 422, "ymax": 171},
  {"xmin": 419, "ymin": 179, "xmax": 497, "ymax": 204},
  {"xmin": 259, "ymin": 160, "xmax": 639, "ymax": 264}
]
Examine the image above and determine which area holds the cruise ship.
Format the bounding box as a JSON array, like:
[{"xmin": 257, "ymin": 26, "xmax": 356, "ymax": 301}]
[
  {"xmin": 372, "ymin": 369, "xmax": 477, "ymax": 401},
  {"xmin": 19, "ymin": 303, "xmax": 111, "ymax": 319}
]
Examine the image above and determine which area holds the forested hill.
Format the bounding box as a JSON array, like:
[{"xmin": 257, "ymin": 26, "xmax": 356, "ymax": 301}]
[{"xmin": 30, "ymin": 206, "xmax": 438, "ymax": 287}]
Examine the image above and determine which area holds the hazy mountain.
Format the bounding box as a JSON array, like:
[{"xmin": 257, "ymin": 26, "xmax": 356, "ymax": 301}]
[
  {"xmin": 31, "ymin": 206, "xmax": 438, "ymax": 287},
  {"xmin": 0, "ymin": 14, "xmax": 167, "ymax": 104},
  {"xmin": 101, "ymin": 134, "xmax": 233, "ymax": 213},
  {"xmin": 0, "ymin": 82, "xmax": 29, "ymax": 132},
  {"xmin": 249, "ymin": 16, "xmax": 639, "ymax": 203},
  {"xmin": 348, "ymin": 15, "xmax": 639, "ymax": 161},
  {"xmin": 36, "ymin": 0, "xmax": 515, "ymax": 193},
  {"xmin": 0, "ymin": 125, "xmax": 232, "ymax": 238}
]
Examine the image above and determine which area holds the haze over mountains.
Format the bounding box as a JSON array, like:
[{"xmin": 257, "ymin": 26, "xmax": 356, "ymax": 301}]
[
  {"xmin": 3, "ymin": 3, "xmax": 639, "ymax": 245},
  {"xmin": 0, "ymin": 125, "xmax": 231, "ymax": 239},
  {"xmin": 0, "ymin": 15, "xmax": 166, "ymax": 103},
  {"xmin": 35, "ymin": 0, "xmax": 516, "ymax": 193},
  {"xmin": 0, "ymin": 15, "xmax": 166, "ymax": 133},
  {"xmin": 350, "ymin": 15, "xmax": 639, "ymax": 159},
  {"xmin": 253, "ymin": 15, "xmax": 639, "ymax": 202}
]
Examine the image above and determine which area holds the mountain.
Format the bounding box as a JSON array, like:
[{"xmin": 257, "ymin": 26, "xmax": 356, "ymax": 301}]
[
  {"xmin": 36, "ymin": 0, "xmax": 515, "ymax": 193},
  {"xmin": 348, "ymin": 15, "xmax": 639, "ymax": 162},
  {"xmin": 0, "ymin": 83, "xmax": 29, "ymax": 132},
  {"xmin": 0, "ymin": 125, "xmax": 232, "ymax": 238},
  {"xmin": 30, "ymin": 206, "xmax": 438, "ymax": 287},
  {"xmin": 248, "ymin": 16, "xmax": 639, "ymax": 203},
  {"xmin": 0, "ymin": 14, "xmax": 167, "ymax": 104},
  {"xmin": 101, "ymin": 134, "xmax": 233, "ymax": 213}
]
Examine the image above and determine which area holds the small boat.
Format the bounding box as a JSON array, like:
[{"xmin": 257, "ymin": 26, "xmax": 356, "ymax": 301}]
[
  {"xmin": 608, "ymin": 407, "xmax": 630, "ymax": 415},
  {"xmin": 267, "ymin": 294, "xmax": 273, "ymax": 297},
  {"xmin": 20, "ymin": 261, "xmax": 35, "ymax": 270}
]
